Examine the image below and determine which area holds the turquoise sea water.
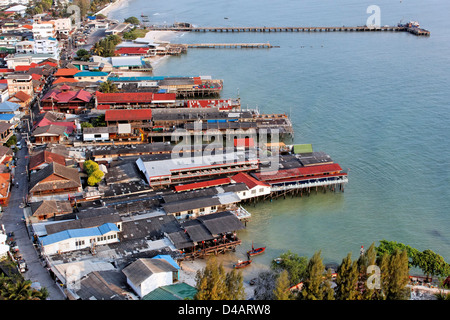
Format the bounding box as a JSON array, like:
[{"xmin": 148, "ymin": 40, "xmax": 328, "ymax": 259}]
[{"xmin": 109, "ymin": 1, "xmax": 450, "ymax": 273}]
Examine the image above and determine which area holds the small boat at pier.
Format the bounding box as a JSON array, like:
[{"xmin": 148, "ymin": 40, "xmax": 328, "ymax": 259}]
[
  {"xmin": 234, "ymin": 260, "xmax": 252, "ymax": 269},
  {"xmin": 247, "ymin": 242, "xmax": 266, "ymax": 257}
]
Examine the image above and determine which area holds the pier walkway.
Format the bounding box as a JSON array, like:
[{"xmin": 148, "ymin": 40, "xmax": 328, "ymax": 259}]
[
  {"xmin": 178, "ymin": 43, "xmax": 275, "ymax": 49},
  {"xmin": 149, "ymin": 25, "xmax": 430, "ymax": 36}
]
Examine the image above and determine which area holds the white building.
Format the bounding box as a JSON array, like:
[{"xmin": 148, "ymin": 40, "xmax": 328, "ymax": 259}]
[
  {"xmin": 51, "ymin": 18, "xmax": 72, "ymax": 35},
  {"xmin": 15, "ymin": 40, "xmax": 34, "ymax": 54},
  {"xmin": 32, "ymin": 22, "xmax": 56, "ymax": 40},
  {"xmin": 39, "ymin": 223, "xmax": 120, "ymax": 255},
  {"xmin": 33, "ymin": 37, "xmax": 60, "ymax": 59},
  {"xmin": 0, "ymin": 0, "xmax": 29, "ymax": 5},
  {"xmin": 4, "ymin": 4, "xmax": 27, "ymax": 16},
  {"xmin": 122, "ymin": 258, "xmax": 179, "ymax": 298},
  {"xmin": 82, "ymin": 126, "xmax": 117, "ymax": 142},
  {"xmin": 5, "ymin": 53, "xmax": 54, "ymax": 70},
  {"xmin": 231, "ymin": 172, "xmax": 271, "ymax": 200}
]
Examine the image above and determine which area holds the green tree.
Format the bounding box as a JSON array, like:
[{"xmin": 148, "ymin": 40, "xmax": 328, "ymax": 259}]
[
  {"xmin": 414, "ymin": 249, "xmax": 450, "ymax": 280},
  {"xmin": 376, "ymin": 240, "xmax": 419, "ymax": 268},
  {"xmin": 99, "ymin": 80, "xmax": 118, "ymax": 93},
  {"xmin": 380, "ymin": 249, "xmax": 410, "ymax": 300},
  {"xmin": 80, "ymin": 122, "xmax": 93, "ymax": 128},
  {"xmin": 73, "ymin": 0, "xmax": 91, "ymax": 17},
  {"xmin": 357, "ymin": 243, "xmax": 381, "ymax": 300},
  {"xmin": 335, "ymin": 253, "xmax": 359, "ymax": 300},
  {"xmin": 194, "ymin": 258, "xmax": 243, "ymax": 300},
  {"xmin": 299, "ymin": 250, "xmax": 326, "ymax": 300},
  {"xmin": 76, "ymin": 48, "xmax": 91, "ymax": 61},
  {"xmin": 92, "ymin": 169, "xmax": 104, "ymax": 179},
  {"xmin": 224, "ymin": 268, "xmax": 245, "ymax": 300},
  {"xmin": 87, "ymin": 175, "xmax": 101, "ymax": 186},
  {"xmin": 91, "ymin": 42, "xmax": 104, "ymax": 56},
  {"xmin": 1, "ymin": 279, "xmax": 48, "ymax": 300},
  {"xmin": 322, "ymin": 268, "xmax": 335, "ymax": 300},
  {"xmin": 92, "ymin": 114, "xmax": 106, "ymax": 127},
  {"xmin": 124, "ymin": 16, "xmax": 140, "ymax": 25},
  {"xmin": 106, "ymin": 34, "xmax": 122, "ymax": 46},
  {"xmin": 4, "ymin": 135, "xmax": 17, "ymax": 147},
  {"xmin": 271, "ymin": 250, "xmax": 308, "ymax": 286},
  {"xmin": 273, "ymin": 270, "xmax": 292, "ymax": 300},
  {"xmin": 83, "ymin": 160, "xmax": 99, "ymax": 176}
]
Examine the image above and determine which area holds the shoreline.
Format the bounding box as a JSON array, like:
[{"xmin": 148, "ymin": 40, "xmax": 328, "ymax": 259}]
[
  {"xmin": 97, "ymin": 0, "xmax": 129, "ymax": 17},
  {"xmin": 99, "ymin": 0, "xmax": 182, "ymax": 72},
  {"xmin": 141, "ymin": 30, "xmax": 182, "ymax": 70}
]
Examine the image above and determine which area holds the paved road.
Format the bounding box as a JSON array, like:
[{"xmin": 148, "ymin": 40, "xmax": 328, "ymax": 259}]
[{"xmin": 0, "ymin": 134, "xmax": 66, "ymax": 300}]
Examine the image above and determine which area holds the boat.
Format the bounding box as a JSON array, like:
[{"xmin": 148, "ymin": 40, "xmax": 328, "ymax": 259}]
[
  {"xmin": 247, "ymin": 246, "xmax": 266, "ymax": 256},
  {"xmin": 234, "ymin": 260, "xmax": 252, "ymax": 269},
  {"xmin": 247, "ymin": 242, "xmax": 266, "ymax": 256}
]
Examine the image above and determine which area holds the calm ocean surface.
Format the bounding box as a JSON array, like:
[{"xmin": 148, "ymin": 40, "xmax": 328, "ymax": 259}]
[{"xmin": 109, "ymin": 1, "xmax": 450, "ymax": 274}]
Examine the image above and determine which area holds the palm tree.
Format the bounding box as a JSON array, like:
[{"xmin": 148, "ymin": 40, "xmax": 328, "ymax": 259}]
[
  {"xmin": 2, "ymin": 279, "xmax": 48, "ymax": 300},
  {"xmin": 92, "ymin": 42, "xmax": 104, "ymax": 56}
]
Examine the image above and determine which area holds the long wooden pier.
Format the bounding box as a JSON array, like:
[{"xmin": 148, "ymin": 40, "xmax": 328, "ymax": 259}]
[
  {"xmin": 149, "ymin": 25, "xmax": 430, "ymax": 36},
  {"xmin": 177, "ymin": 43, "xmax": 275, "ymax": 49}
]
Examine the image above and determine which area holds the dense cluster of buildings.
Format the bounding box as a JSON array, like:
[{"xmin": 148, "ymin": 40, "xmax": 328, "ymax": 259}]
[{"xmin": 0, "ymin": 5, "xmax": 348, "ymax": 300}]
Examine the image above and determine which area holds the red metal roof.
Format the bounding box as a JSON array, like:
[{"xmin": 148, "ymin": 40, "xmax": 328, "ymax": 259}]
[
  {"xmin": 15, "ymin": 63, "xmax": 38, "ymax": 71},
  {"xmin": 114, "ymin": 47, "xmax": 149, "ymax": 55},
  {"xmin": 96, "ymin": 91, "xmax": 154, "ymax": 104},
  {"xmin": 254, "ymin": 163, "xmax": 344, "ymax": 182},
  {"xmin": 42, "ymin": 88, "xmax": 92, "ymax": 103},
  {"xmin": 54, "ymin": 68, "xmax": 79, "ymax": 77},
  {"xmin": 174, "ymin": 177, "xmax": 232, "ymax": 192},
  {"xmin": 152, "ymin": 93, "xmax": 176, "ymax": 101},
  {"xmin": 234, "ymin": 138, "xmax": 254, "ymax": 148},
  {"xmin": 53, "ymin": 77, "xmax": 78, "ymax": 84},
  {"xmin": 105, "ymin": 109, "xmax": 152, "ymax": 122},
  {"xmin": 232, "ymin": 172, "xmax": 269, "ymax": 189},
  {"xmin": 29, "ymin": 151, "xmax": 66, "ymax": 170}
]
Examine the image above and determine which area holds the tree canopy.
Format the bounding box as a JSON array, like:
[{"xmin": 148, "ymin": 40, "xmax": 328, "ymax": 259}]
[
  {"xmin": 194, "ymin": 257, "xmax": 245, "ymax": 300},
  {"xmin": 124, "ymin": 16, "xmax": 140, "ymax": 25}
]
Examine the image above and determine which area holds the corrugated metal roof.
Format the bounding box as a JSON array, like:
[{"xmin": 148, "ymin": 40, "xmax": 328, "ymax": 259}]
[
  {"xmin": 40, "ymin": 223, "xmax": 119, "ymax": 246},
  {"xmin": 293, "ymin": 143, "xmax": 313, "ymax": 154},
  {"xmin": 143, "ymin": 283, "xmax": 197, "ymax": 300}
]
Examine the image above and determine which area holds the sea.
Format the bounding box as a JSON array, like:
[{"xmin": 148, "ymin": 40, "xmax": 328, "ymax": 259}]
[{"xmin": 108, "ymin": 0, "xmax": 450, "ymax": 278}]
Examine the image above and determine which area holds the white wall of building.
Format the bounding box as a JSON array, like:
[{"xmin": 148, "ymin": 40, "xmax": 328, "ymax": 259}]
[
  {"xmin": 41, "ymin": 231, "xmax": 119, "ymax": 255},
  {"xmin": 128, "ymin": 272, "xmax": 173, "ymax": 298},
  {"xmin": 32, "ymin": 23, "xmax": 56, "ymax": 39}
]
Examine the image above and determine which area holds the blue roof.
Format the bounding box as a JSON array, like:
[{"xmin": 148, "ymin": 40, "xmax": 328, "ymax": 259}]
[
  {"xmin": 0, "ymin": 101, "xmax": 20, "ymax": 112},
  {"xmin": 75, "ymin": 71, "xmax": 109, "ymax": 77},
  {"xmin": 108, "ymin": 76, "xmax": 163, "ymax": 82},
  {"xmin": 0, "ymin": 114, "xmax": 15, "ymax": 121},
  {"xmin": 152, "ymin": 255, "xmax": 180, "ymax": 269},
  {"xmin": 108, "ymin": 75, "xmax": 200, "ymax": 82},
  {"xmin": 40, "ymin": 223, "xmax": 119, "ymax": 246}
]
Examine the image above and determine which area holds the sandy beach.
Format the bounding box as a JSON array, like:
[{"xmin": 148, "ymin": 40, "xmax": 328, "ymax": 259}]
[{"xmin": 96, "ymin": 0, "xmax": 130, "ymax": 17}]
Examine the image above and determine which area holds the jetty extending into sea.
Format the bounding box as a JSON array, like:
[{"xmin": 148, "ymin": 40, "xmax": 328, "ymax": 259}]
[{"xmin": 148, "ymin": 23, "xmax": 430, "ymax": 37}]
